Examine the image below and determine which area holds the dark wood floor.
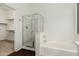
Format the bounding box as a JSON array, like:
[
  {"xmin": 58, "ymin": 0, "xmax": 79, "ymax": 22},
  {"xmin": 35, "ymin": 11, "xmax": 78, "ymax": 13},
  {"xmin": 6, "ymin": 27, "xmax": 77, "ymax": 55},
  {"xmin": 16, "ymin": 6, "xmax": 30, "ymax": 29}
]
[{"xmin": 8, "ymin": 49, "xmax": 35, "ymax": 56}]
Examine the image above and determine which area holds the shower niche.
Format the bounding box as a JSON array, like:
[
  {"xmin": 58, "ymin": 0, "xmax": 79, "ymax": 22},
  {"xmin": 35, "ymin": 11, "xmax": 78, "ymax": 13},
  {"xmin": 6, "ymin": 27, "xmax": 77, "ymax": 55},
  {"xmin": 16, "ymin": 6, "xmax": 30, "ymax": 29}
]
[{"xmin": 22, "ymin": 13, "xmax": 44, "ymax": 51}]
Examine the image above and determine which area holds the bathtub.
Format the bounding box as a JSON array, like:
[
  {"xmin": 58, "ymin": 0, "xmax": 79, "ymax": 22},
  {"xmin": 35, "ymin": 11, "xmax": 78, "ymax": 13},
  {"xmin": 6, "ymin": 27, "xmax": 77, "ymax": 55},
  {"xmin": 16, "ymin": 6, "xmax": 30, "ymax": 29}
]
[
  {"xmin": 36, "ymin": 32, "xmax": 78, "ymax": 56},
  {"xmin": 40, "ymin": 41, "xmax": 77, "ymax": 56}
]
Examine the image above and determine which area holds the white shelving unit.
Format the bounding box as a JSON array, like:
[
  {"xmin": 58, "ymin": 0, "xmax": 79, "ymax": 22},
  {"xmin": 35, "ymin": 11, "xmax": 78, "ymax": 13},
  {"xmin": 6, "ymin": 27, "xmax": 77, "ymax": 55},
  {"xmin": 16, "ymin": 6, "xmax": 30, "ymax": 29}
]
[
  {"xmin": 6, "ymin": 19, "xmax": 15, "ymax": 32},
  {"xmin": 5, "ymin": 9, "xmax": 15, "ymax": 40},
  {"xmin": 0, "ymin": 4, "xmax": 15, "ymax": 40}
]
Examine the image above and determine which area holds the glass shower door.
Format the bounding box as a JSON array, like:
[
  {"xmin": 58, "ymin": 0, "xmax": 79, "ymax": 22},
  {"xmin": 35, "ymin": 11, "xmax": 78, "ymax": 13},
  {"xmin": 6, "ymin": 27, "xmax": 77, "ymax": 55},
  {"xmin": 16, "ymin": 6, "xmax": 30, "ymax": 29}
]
[
  {"xmin": 22, "ymin": 15, "xmax": 33, "ymax": 48},
  {"xmin": 22, "ymin": 13, "xmax": 44, "ymax": 49}
]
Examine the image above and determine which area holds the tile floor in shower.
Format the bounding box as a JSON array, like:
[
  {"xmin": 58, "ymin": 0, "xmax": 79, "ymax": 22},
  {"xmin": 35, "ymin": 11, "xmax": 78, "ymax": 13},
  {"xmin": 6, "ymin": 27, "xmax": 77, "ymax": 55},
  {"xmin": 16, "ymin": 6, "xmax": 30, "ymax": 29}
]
[{"xmin": 0, "ymin": 40, "xmax": 14, "ymax": 56}]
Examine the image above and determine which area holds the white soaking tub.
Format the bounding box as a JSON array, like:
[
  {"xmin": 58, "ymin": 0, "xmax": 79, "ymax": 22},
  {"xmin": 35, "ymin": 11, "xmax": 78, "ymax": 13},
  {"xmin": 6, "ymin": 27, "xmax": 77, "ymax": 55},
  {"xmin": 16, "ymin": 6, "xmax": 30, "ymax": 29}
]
[
  {"xmin": 39, "ymin": 41, "xmax": 77, "ymax": 56},
  {"xmin": 36, "ymin": 33, "xmax": 77, "ymax": 56}
]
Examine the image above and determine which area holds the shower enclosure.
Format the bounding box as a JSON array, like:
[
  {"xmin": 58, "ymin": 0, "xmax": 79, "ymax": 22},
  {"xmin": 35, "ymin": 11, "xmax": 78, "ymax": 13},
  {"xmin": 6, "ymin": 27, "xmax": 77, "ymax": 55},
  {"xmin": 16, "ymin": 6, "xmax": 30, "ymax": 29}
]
[{"xmin": 22, "ymin": 13, "xmax": 44, "ymax": 50}]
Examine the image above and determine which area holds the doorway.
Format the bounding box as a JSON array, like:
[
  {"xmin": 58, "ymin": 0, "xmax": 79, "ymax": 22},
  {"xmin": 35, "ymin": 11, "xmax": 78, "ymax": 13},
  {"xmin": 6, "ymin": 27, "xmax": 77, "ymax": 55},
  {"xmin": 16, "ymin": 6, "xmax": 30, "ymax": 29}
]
[{"xmin": 0, "ymin": 4, "xmax": 15, "ymax": 56}]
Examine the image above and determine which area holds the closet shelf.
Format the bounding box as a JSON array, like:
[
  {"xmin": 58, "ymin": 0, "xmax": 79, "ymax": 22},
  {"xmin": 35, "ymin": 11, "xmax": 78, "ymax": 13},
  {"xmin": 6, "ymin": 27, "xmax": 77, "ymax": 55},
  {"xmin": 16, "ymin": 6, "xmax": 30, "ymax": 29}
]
[
  {"xmin": 6, "ymin": 19, "xmax": 14, "ymax": 20},
  {"xmin": 0, "ymin": 23, "xmax": 7, "ymax": 25},
  {"xmin": 7, "ymin": 29, "xmax": 15, "ymax": 31}
]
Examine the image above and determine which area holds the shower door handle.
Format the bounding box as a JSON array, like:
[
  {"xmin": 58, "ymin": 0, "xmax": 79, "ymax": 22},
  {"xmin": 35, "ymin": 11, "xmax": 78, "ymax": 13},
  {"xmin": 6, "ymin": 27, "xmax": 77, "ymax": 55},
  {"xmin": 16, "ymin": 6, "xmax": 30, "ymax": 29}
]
[{"xmin": 26, "ymin": 26, "xmax": 28, "ymax": 29}]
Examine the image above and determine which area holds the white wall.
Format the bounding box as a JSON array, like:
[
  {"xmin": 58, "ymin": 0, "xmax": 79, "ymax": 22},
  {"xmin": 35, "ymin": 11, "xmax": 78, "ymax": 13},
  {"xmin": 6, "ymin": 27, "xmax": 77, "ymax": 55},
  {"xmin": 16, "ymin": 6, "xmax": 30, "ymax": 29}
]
[
  {"xmin": 30, "ymin": 3, "xmax": 76, "ymax": 50},
  {"xmin": 5, "ymin": 3, "xmax": 31, "ymax": 51}
]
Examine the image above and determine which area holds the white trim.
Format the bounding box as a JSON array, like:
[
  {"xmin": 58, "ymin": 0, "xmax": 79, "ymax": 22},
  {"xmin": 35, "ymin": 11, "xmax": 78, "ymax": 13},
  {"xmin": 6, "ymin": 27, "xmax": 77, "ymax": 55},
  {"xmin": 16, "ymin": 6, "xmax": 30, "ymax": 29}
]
[
  {"xmin": 75, "ymin": 3, "xmax": 77, "ymax": 36},
  {"xmin": 75, "ymin": 3, "xmax": 79, "ymax": 37}
]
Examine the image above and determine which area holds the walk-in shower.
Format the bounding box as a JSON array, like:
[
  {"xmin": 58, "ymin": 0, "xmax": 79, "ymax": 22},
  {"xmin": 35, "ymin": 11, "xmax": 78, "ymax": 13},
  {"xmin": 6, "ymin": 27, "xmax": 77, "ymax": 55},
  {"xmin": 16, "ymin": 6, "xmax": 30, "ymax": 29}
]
[{"xmin": 22, "ymin": 13, "xmax": 44, "ymax": 50}]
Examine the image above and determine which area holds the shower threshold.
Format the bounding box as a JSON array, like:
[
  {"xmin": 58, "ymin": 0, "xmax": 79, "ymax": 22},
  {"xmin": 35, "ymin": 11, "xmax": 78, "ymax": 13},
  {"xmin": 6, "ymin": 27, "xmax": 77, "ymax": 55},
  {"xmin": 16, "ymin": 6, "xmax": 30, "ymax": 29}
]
[{"xmin": 22, "ymin": 46, "xmax": 35, "ymax": 51}]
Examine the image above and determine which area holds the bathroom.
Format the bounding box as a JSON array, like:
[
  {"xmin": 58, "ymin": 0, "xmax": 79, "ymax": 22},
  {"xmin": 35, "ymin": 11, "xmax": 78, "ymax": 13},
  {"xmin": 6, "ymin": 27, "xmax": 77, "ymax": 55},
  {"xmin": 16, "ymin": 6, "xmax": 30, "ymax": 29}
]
[
  {"xmin": 23, "ymin": 3, "xmax": 79, "ymax": 56},
  {"xmin": 0, "ymin": 3, "xmax": 79, "ymax": 56}
]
